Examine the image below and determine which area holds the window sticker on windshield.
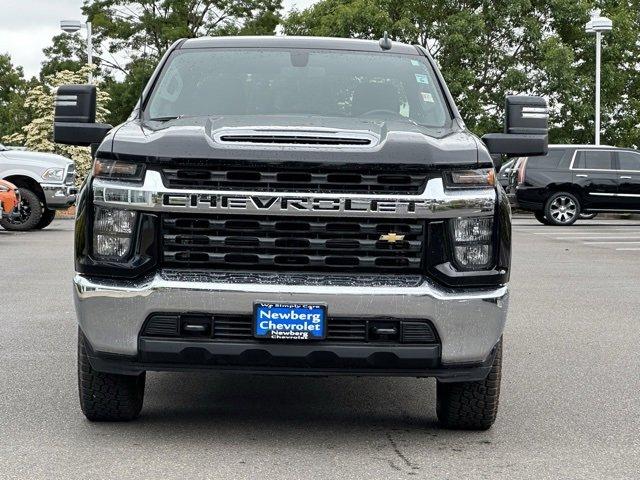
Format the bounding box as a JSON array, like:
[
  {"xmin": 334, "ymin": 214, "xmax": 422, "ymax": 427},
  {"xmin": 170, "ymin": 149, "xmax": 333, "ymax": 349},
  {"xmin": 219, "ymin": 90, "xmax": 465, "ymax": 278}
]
[
  {"xmin": 415, "ymin": 74, "xmax": 429, "ymax": 84},
  {"xmin": 421, "ymin": 92, "xmax": 434, "ymax": 103},
  {"xmin": 411, "ymin": 60, "xmax": 422, "ymax": 67}
]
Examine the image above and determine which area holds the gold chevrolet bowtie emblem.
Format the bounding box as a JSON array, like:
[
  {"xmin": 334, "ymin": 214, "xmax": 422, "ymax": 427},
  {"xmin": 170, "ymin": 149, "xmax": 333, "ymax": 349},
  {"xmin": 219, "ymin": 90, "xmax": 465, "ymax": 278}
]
[{"xmin": 379, "ymin": 232, "xmax": 405, "ymax": 243}]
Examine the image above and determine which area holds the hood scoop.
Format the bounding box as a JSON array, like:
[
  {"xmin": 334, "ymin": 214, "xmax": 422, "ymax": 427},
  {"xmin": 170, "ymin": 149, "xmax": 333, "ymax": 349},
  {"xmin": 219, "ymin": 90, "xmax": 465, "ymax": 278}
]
[{"xmin": 212, "ymin": 127, "xmax": 378, "ymax": 148}]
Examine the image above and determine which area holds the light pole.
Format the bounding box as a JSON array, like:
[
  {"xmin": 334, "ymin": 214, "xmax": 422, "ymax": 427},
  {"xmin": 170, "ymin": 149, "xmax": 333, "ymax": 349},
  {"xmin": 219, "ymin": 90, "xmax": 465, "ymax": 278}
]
[
  {"xmin": 60, "ymin": 20, "xmax": 93, "ymax": 84},
  {"xmin": 585, "ymin": 10, "xmax": 612, "ymax": 146}
]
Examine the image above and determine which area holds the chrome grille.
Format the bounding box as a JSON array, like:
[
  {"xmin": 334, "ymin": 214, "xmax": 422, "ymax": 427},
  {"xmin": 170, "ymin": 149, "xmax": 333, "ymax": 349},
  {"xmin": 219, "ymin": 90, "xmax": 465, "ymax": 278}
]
[
  {"xmin": 161, "ymin": 214, "xmax": 425, "ymax": 273},
  {"xmin": 159, "ymin": 163, "xmax": 429, "ymax": 194}
]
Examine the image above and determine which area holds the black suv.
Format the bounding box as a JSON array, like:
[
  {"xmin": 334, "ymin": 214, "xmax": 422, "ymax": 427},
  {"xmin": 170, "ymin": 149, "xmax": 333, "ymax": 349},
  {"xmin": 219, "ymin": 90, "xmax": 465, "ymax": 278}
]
[{"xmin": 513, "ymin": 145, "xmax": 640, "ymax": 225}]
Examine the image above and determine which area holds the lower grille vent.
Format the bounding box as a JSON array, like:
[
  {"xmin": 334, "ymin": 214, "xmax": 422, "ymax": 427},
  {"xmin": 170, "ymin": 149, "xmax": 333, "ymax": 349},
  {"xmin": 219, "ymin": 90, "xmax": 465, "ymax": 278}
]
[{"xmin": 142, "ymin": 314, "xmax": 437, "ymax": 344}]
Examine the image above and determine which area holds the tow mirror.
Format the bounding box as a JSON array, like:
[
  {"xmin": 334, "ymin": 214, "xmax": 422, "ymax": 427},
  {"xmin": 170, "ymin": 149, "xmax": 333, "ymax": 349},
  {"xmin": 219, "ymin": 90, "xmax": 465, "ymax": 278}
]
[
  {"xmin": 482, "ymin": 96, "xmax": 548, "ymax": 158},
  {"xmin": 54, "ymin": 84, "xmax": 113, "ymax": 146}
]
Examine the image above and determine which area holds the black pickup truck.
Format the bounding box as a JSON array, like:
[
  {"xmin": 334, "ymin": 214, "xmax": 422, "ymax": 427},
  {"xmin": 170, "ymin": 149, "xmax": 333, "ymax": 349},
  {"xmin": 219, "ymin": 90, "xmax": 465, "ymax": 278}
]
[{"xmin": 54, "ymin": 36, "xmax": 548, "ymax": 429}]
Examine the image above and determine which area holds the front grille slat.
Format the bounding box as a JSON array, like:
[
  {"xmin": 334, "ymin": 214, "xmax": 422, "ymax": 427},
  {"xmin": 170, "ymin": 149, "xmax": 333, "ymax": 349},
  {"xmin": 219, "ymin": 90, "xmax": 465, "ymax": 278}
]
[
  {"xmin": 162, "ymin": 214, "xmax": 425, "ymax": 274},
  {"xmin": 160, "ymin": 164, "xmax": 430, "ymax": 194}
]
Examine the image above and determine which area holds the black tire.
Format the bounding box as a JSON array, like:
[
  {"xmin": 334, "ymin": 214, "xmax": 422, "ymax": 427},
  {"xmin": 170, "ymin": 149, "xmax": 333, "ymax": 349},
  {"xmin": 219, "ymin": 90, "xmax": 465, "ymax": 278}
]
[
  {"xmin": 0, "ymin": 187, "xmax": 43, "ymax": 231},
  {"xmin": 78, "ymin": 331, "xmax": 145, "ymax": 421},
  {"xmin": 534, "ymin": 211, "xmax": 554, "ymax": 226},
  {"xmin": 34, "ymin": 208, "xmax": 56, "ymax": 229},
  {"xmin": 544, "ymin": 192, "xmax": 580, "ymax": 226},
  {"xmin": 579, "ymin": 212, "xmax": 598, "ymax": 220},
  {"xmin": 436, "ymin": 338, "xmax": 502, "ymax": 430}
]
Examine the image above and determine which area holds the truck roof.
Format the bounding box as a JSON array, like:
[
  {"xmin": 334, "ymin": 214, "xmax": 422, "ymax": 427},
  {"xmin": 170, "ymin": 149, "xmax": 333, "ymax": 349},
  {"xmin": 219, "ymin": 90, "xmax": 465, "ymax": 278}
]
[{"xmin": 180, "ymin": 35, "xmax": 421, "ymax": 56}]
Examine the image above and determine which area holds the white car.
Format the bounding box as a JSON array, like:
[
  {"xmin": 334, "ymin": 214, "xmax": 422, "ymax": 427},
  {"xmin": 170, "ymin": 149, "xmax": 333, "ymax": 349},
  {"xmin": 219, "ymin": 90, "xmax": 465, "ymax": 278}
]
[{"xmin": 0, "ymin": 143, "xmax": 76, "ymax": 230}]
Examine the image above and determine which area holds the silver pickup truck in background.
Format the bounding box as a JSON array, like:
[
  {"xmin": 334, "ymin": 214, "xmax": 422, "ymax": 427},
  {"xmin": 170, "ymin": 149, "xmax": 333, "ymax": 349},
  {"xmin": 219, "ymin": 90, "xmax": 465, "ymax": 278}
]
[{"xmin": 0, "ymin": 143, "xmax": 76, "ymax": 230}]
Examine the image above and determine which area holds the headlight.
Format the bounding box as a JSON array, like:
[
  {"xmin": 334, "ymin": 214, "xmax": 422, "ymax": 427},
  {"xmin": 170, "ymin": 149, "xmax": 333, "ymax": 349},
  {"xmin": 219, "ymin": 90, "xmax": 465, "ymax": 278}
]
[
  {"xmin": 42, "ymin": 168, "xmax": 65, "ymax": 182},
  {"xmin": 451, "ymin": 217, "xmax": 493, "ymax": 270},
  {"xmin": 445, "ymin": 168, "xmax": 495, "ymax": 188},
  {"xmin": 94, "ymin": 158, "xmax": 145, "ymax": 181},
  {"xmin": 93, "ymin": 207, "xmax": 138, "ymax": 259}
]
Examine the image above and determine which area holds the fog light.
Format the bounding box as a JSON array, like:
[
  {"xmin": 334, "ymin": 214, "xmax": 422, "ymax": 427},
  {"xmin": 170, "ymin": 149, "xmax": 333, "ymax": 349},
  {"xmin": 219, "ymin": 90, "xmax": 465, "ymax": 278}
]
[
  {"xmin": 453, "ymin": 217, "xmax": 492, "ymax": 243},
  {"xmin": 454, "ymin": 244, "xmax": 491, "ymax": 267},
  {"xmin": 451, "ymin": 217, "xmax": 494, "ymax": 269},
  {"xmin": 93, "ymin": 207, "xmax": 137, "ymax": 259}
]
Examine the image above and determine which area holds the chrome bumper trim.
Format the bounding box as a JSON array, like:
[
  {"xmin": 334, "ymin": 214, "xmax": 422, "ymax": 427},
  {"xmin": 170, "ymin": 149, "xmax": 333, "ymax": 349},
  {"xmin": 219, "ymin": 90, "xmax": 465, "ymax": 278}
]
[
  {"xmin": 92, "ymin": 171, "xmax": 496, "ymax": 219},
  {"xmin": 74, "ymin": 272, "xmax": 508, "ymax": 364},
  {"xmin": 42, "ymin": 184, "xmax": 77, "ymax": 208}
]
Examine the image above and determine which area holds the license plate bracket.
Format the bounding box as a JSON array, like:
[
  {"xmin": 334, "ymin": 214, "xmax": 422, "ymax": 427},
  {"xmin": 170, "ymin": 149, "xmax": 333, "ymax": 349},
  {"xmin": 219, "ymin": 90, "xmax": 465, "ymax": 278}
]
[{"xmin": 253, "ymin": 303, "xmax": 326, "ymax": 340}]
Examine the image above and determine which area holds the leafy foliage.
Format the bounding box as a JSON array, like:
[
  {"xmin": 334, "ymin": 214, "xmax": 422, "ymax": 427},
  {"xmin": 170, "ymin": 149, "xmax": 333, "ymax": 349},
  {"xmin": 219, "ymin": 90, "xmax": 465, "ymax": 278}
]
[
  {"xmin": 40, "ymin": 33, "xmax": 96, "ymax": 80},
  {"xmin": 284, "ymin": 0, "xmax": 640, "ymax": 148},
  {"xmin": 0, "ymin": 54, "xmax": 33, "ymax": 140},
  {"xmin": 80, "ymin": 0, "xmax": 282, "ymax": 125},
  {"xmin": 2, "ymin": 66, "xmax": 111, "ymax": 183}
]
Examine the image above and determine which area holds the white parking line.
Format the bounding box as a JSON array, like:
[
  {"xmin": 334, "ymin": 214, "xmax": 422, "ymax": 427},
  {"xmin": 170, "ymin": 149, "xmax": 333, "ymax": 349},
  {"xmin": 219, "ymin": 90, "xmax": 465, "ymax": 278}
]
[
  {"xmin": 554, "ymin": 236, "xmax": 640, "ymax": 240},
  {"xmin": 616, "ymin": 248, "xmax": 640, "ymax": 251},
  {"xmin": 584, "ymin": 241, "xmax": 640, "ymax": 245},
  {"xmin": 521, "ymin": 230, "xmax": 640, "ymax": 235}
]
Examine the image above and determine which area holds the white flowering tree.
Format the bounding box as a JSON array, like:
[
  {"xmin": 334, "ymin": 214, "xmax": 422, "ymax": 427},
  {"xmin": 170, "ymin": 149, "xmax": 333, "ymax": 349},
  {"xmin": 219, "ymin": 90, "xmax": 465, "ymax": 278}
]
[{"xmin": 2, "ymin": 65, "xmax": 110, "ymax": 184}]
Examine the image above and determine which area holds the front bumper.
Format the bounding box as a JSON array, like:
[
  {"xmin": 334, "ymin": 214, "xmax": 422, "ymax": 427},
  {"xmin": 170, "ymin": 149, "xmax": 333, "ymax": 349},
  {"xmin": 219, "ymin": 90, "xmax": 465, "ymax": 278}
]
[
  {"xmin": 74, "ymin": 271, "xmax": 509, "ymax": 373},
  {"xmin": 42, "ymin": 183, "xmax": 77, "ymax": 208}
]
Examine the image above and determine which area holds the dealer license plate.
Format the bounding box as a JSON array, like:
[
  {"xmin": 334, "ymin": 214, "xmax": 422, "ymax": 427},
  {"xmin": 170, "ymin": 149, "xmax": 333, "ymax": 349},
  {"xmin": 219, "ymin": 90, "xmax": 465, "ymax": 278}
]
[{"xmin": 254, "ymin": 303, "xmax": 326, "ymax": 340}]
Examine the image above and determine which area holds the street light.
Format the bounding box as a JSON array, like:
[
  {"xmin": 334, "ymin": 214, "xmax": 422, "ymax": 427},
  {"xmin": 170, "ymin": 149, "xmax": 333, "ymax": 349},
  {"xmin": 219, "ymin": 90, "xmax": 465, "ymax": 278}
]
[
  {"xmin": 60, "ymin": 19, "xmax": 93, "ymax": 84},
  {"xmin": 585, "ymin": 10, "xmax": 612, "ymax": 146}
]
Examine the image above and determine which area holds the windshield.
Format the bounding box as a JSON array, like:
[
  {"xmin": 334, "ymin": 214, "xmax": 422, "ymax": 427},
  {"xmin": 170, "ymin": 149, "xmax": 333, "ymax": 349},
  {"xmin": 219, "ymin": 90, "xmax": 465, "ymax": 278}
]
[{"xmin": 145, "ymin": 48, "xmax": 450, "ymax": 127}]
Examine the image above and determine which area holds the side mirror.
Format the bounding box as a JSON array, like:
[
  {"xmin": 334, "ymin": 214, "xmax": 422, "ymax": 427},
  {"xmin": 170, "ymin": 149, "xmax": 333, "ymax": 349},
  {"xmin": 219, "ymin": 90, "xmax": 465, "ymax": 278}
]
[
  {"xmin": 482, "ymin": 95, "xmax": 548, "ymax": 157},
  {"xmin": 54, "ymin": 84, "xmax": 113, "ymax": 147}
]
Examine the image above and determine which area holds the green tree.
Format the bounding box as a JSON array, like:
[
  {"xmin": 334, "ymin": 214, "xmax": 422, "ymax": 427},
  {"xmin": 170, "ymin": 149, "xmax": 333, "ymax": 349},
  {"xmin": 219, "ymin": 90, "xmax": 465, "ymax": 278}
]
[
  {"xmin": 83, "ymin": 0, "xmax": 282, "ymax": 58},
  {"xmin": 81, "ymin": 0, "xmax": 283, "ymax": 125},
  {"xmin": 40, "ymin": 33, "xmax": 90, "ymax": 80},
  {"xmin": 284, "ymin": 0, "xmax": 640, "ymax": 148},
  {"xmin": 0, "ymin": 54, "xmax": 32, "ymax": 140}
]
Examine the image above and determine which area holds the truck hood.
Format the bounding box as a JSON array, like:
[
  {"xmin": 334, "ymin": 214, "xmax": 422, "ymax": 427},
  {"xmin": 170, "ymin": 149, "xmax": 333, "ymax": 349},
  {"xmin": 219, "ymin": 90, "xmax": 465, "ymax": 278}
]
[
  {"xmin": 0, "ymin": 150, "xmax": 73, "ymax": 169},
  {"xmin": 108, "ymin": 116, "xmax": 482, "ymax": 168}
]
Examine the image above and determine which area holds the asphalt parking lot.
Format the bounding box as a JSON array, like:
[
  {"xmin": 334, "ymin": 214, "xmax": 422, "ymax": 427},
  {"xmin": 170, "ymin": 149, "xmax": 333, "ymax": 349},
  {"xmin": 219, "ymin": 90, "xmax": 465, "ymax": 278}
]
[{"xmin": 1, "ymin": 216, "xmax": 639, "ymax": 480}]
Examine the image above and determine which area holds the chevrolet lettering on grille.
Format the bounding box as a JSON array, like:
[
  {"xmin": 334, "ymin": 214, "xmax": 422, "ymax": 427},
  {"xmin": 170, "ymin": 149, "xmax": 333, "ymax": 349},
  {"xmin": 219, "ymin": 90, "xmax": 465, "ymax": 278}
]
[{"xmin": 164, "ymin": 193, "xmax": 440, "ymax": 215}]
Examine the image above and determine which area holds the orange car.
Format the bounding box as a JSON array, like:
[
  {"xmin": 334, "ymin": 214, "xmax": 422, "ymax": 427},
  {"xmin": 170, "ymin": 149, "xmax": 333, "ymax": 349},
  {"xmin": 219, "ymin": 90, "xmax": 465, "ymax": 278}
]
[{"xmin": 0, "ymin": 180, "xmax": 20, "ymax": 220}]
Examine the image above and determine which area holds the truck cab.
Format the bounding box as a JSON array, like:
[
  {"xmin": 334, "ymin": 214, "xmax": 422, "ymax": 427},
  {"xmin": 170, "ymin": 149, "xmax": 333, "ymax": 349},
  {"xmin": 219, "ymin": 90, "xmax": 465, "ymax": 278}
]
[{"xmin": 54, "ymin": 36, "xmax": 548, "ymax": 429}]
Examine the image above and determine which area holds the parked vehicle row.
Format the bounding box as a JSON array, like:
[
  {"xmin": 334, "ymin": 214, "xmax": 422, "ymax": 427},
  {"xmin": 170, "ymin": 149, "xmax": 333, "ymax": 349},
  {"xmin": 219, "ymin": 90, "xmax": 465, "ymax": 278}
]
[
  {"xmin": 0, "ymin": 143, "xmax": 76, "ymax": 230},
  {"xmin": 506, "ymin": 144, "xmax": 640, "ymax": 225}
]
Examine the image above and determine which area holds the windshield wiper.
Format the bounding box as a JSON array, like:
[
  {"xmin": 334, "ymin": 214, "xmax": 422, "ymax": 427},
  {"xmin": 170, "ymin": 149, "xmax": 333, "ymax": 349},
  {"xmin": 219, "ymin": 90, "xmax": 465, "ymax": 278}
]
[{"xmin": 148, "ymin": 115, "xmax": 183, "ymax": 122}]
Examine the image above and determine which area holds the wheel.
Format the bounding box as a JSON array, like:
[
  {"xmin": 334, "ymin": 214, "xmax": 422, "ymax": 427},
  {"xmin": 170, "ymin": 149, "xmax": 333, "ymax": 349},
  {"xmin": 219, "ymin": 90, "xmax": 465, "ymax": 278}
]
[
  {"xmin": 579, "ymin": 212, "xmax": 598, "ymax": 220},
  {"xmin": 544, "ymin": 192, "xmax": 580, "ymax": 226},
  {"xmin": 34, "ymin": 208, "xmax": 56, "ymax": 229},
  {"xmin": 534, "ymin": 211, "xmax": 554, "ymax": 226},
  {"xmin": 78, "ymin": 331, "xmax": 145, "ymax": 421},
  {"xmin": 0, "ymin": 187, "xmax": 43, "ymax": 231},
  {"xmin": 437, "ymin": 338, "xmax": 502, "ymax": 430}
]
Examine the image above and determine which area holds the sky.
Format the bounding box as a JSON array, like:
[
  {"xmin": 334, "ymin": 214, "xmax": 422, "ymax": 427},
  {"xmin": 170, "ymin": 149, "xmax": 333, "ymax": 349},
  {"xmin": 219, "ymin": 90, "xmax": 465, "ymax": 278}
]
[{"xmin": 0, "ymin": 0, "xmax": 319, "ymax": 79}]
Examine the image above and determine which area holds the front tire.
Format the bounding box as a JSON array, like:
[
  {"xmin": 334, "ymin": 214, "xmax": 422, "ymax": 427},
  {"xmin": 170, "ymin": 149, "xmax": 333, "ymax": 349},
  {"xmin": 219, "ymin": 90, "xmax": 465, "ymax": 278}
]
[
  {"xmin": 34, "ymin": 208, "xmax": 56, "ymax": 229},
  {"xmin": 544, "ymin": 192, "xmax": 580, "ymax": 226},
  {"xmin": 534, "ymin": 211, "xmax": 553, "ymax": 226},
  {"xmin": 437, "ymin": 338, "xmax": 502, "ymax": 430},
  {"xmin": 0, "ymin": 188, "xmax": 43, "ymax": 231},
  {"xmin": 78, "ymin": 331, "xmax": 145, "ymax": 421}
]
